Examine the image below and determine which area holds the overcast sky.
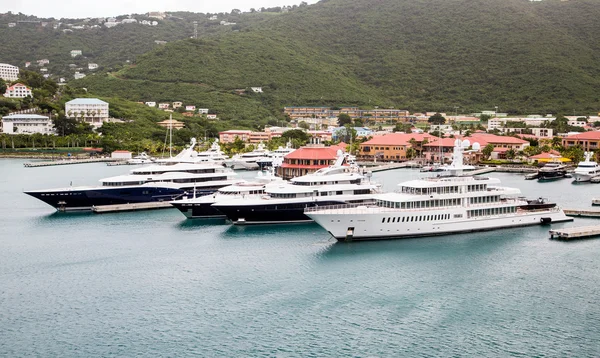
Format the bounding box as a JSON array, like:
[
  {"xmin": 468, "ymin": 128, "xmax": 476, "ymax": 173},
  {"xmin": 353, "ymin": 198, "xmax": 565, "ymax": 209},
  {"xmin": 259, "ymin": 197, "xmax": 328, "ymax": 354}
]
[{"xmin": 1, "ymin": 0, "xmax": 319, "ymax": 19}]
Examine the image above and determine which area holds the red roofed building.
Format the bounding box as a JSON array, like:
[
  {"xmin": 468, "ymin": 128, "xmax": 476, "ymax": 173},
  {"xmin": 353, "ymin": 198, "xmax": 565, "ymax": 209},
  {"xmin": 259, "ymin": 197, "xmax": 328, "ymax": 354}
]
[
  {"xmin": 3, "ymin": 83, "xmax": 32, "ymax": 98},
  {"xmin": 562, "ymin": 131, "xmax": 600, "ymax": 151},
  {"xmin": 277, "ymin": 146, "xmax": 345, "ymax": 179},
  {"xmin": 359, "ymin": 133, "xmax": 434, "ymax": 161}
]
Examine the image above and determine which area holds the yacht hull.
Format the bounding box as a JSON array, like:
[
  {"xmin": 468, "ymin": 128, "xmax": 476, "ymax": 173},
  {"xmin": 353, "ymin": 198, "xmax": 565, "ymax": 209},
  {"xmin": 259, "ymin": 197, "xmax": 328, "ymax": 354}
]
[
  {"xmin": 572, "ymin": 173, "xmax": 594, "ymax": 182},
  {"xmin": 170, "ymin": 200, "xmax": 226, "ymax": 219},
  {"xmin": 25, "ymin": 186, "xmax": 202, "ymax": 211},
  {"xmin": 307, "ymin": 208, "xmax": 572, "ymax": 241},
  {"xmin": 214, "ymin": 200, "xmax": 349, "ymax": 225}
]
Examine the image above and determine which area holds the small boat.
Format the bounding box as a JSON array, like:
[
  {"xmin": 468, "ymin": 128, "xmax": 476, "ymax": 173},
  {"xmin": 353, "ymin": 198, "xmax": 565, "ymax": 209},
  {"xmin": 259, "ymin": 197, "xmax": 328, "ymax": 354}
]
[
  {"xmin": 517, "ymin": 197, "xmax": 557, "ymax": 210},
  {"xmin": 127, "ymin": 152, "xmax": 154, "ymax": 164},
  {"xmin": 524, "ymin": 172, "xmax": 539, "ymax": 180},
  {"xmin": 537, "ymin": 161, "xmax": 568, "ymax": 181}
]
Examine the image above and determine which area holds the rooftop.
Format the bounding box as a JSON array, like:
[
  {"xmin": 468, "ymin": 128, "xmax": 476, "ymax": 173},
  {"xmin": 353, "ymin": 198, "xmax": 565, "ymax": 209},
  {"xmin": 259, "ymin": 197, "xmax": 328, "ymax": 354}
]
[
  {"xmin": 2, "ymin": 114, "xmax": 49, "ymax": 120},
  {"xmin": 565, "ymin": 131, "xmax": 600, "ymax": 140},
  {"xmin": 66, "ymin": 98, "xmax": 108, "ymax": 105}
]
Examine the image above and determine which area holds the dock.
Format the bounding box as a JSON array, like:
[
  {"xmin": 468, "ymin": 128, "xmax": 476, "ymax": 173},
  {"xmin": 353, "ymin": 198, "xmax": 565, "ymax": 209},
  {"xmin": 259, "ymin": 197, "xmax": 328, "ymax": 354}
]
[
  {"xmin": 549, "ymin": 225, "xmax": 600, "ymax": 240},
  {"xmin": 91, "ymin": 202, "xmax": 173, "ymax": 213},
  {"xmin": 369, "ymin": 162, "xmax": 412, "ymax": 172},
  {"xmin": 24, "ymin": 158, "xmax": 120, "ymax": 167},
  {"xmin": 563, "ymin": 208, "xmax": 600, "ymax": 218},
  {"xmin": 463, "ymin": 167, "xmax": 496, "ymax": 176}
]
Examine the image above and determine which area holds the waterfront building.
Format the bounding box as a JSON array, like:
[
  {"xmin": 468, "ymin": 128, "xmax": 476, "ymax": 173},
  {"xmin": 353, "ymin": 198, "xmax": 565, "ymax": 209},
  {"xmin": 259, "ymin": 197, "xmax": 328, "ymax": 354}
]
[
  {"xmin": 284, "ymin": 107, "xmax": 410, "ymax": 123},
  {"xmin": 562, "ymin": 131, "xmax": 600, "ymax": 151},
  {"xmin": 1, "ymin": 114, "xmax": 54, "ymax": 134},
  {"xmin": 332, "ymin": 127, "xmax": 373, "ymax": 140},
  {"xmin": 3, "ymin": 83, "xmax": 32, "ymax": 98},
  {"xmin": 0, "ymin": 63, "xmax": 19, "ymax": 81},
  {"xmin": 277, "ymin": 144, "xmax": 346, "ymax": 179},
  {"xmin": 65, "ymin": 98, "xmax": 109, "ymax": 128},
  {"xmin": 359, "ymin": 133, "xmax": 434, "ymax": 161}
]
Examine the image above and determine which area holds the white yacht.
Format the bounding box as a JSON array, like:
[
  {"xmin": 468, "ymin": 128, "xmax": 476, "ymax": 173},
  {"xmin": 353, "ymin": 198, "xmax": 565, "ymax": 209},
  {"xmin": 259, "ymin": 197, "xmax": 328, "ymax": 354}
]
[
  {"xmin": 127, "ymin": 152, "xmax": 155, "ymax": 164},
  {"xmin": 256, "ymin": 142, "xmax": 296, "ymax": 169},
  {"xmin": 572, "ymin": 152, "xmax": 600, "ymax": 182},
  {"xmin": 305, "ymin": 139, "xmax": 572, "ymax": 241},
  {"xmin": 213, "ymin": 152, "xmax": 382, "ymax": 225},
  {"xmin": 224, "ymin": 143, "xmax": 270, "ymax": 170},
  {"xmin": 170, "ymin": 170, "xmax": 283, "ymax": 219},
  {"xmin": 195, "ymin": 140, "xmax": 229, "ymax": 166},
  {"xmin": 156, "ymin": 138, "xmax": 222, "ymax": 165},
  {"xmin": 25, "ymin": 155, "xmax": 238, "ymax": 211}
]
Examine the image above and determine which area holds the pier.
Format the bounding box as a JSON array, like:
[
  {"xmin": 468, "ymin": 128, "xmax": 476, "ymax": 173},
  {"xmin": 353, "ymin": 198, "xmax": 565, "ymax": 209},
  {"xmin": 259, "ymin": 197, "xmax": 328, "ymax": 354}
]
[
  {"xmin": 369, "ymin": 162, "xmax": 413, "ymax": 172},
  {"xmin": 549, "ymin": 225, "xmax": 600, "ymax": 240},
  {"xmin": 91, "ymin": 202, "xmax": 174, "ymax": 213},
  {"xmin": 24, "ymin": 158, "xmax": 120, "ymax": 167},
  {"xmin": 563, "ymin": 208, "xmax": 600, "ymax": 218}
]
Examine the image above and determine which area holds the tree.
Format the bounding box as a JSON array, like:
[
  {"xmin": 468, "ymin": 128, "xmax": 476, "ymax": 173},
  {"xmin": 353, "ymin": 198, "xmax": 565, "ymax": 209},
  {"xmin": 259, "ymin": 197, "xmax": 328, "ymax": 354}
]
[
  {"xmin": 298, "ymin": 121, "xmax": 310, "ymax": 130},
  {"xmin": 337, "ymin": 113, "xmax": 352, "ymax": 126},
  {"xmin": 428, "ymin": 113, "xmax": 446, "ymax": 125},
  {"xmin": 353, "ymin": 118, "xmax": 364, "ymax": 127},
  {"xmin": 482, "ymin": 143, "xmax": 494, "ymax": 159},
  {"xmin": 505, "ymin": 149, "xmax": 516, "ymax": 160},
  {"xmin": 0, "ymin": 79, "xmax": 6, "ymax": 95},
  {"xmin": 551, "ymin": 136, "xmax": 562, "ymax": 148},
  {"xmin": 281, "ymin": 129, "xmax": 309, "ymax": 145}
]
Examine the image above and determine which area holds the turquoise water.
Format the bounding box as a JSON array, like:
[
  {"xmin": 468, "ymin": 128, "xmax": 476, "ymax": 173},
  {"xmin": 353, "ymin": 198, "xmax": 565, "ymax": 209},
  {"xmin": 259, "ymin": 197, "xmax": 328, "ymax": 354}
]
[{"xmin": 1, "ymin": 159, "xmax": 600, "ymax": 356}]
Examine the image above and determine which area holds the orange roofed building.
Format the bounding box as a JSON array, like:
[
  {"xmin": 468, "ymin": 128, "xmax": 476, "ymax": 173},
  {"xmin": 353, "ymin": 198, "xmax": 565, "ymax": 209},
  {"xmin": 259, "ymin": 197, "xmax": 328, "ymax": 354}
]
[
  {"xmin": 277, "ymin": 144, "xmax": 346, "ymax": 179},
  {"xmin": 562, "ymin": 131, "xmax": 600, "ymax": 151},
  {"xmin": 359, "ymin": 133, "xmax": 434, "ymax": 161}
]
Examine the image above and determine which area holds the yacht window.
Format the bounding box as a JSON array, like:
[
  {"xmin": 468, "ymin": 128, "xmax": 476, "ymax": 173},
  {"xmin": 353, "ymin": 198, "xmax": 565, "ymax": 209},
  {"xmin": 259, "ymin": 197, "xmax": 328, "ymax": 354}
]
[
  {"xmin": 382, "ymin": 217, "xmax": 385, "ymax": 223},
  {"xmin": 387, "ymin": 217, "xmax": 391, "ymax": 223},
  {"xmin": 392, "ymin": 217, "xmax": 396, "ymax": 223},
  {"xmin": 401, "ymin": 217, "xmax": 405, "ymax": 222}
]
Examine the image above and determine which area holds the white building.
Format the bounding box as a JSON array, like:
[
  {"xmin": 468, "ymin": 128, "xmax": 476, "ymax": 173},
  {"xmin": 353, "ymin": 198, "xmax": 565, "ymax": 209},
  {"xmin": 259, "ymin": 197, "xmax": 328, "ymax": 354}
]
[
  {"xmin": 198, "ymin": 108, "xmax": 209, "ymax": 114},
  {"xmin": 0, "ymin": 63, "xmax": 19, "ymax": 81},
  {"xmin": 65, "ymin": 98, "xmax": 109, "ymax": 128},
  {"xmin": 1, "ymin": 114, "xmax": 54, "ymax": 134},
  {"xmin": 88, "ymin": 63, "xmax": 98, "ymax": 70},
  {"xmin": 74, "ymin": 72, "xmax": 86, "ymax": 79},
  {"xmin": 3, "ymin": 83, "xmax": 32, "ymax": 98},
  {"xmin": 111, "ymin": 150, "xmax": 132, "ymax": 159},
  {"xmin": 185, "ymin": 105, "xmax": 196, "ymax": 111},
  {"xmin": 158, "ymin": 103, "xmax": 170, "ymax": 109},
  {"xmin": 145, "ymin": 101, "xmax": 156, "ymax": 107},
  {"xmin": 172, "ymin": 101, "xmax": 183, "ymax": 108},
  {"xmin": 70, "ymin": 50, "xmax": 82, "ymax": 57}
]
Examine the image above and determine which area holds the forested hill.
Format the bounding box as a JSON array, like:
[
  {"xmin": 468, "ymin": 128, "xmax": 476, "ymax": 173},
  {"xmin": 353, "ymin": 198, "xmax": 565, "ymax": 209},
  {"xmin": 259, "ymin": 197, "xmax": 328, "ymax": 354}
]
[
  {"xmin": 0, "ymin": 8, "xmax": 296, "ymax": 78},
  {"xmin": 92, "ymin": 0, "xmax": 600, "ymax": 115}
]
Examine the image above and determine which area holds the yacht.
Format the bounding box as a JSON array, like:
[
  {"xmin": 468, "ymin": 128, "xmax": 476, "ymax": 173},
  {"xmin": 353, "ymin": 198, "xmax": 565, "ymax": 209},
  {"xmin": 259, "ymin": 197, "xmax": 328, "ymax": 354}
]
[
  {"xmin": 194, "ymin": 140, "xmax": 229, "ymax": 166},
  {"xmin": 25, "ymin": 159, "xmax": 238, "ymax": 211},
  {"xmin": 127, "ymin": 152, "xmax": 154, "ymax": 164},
  {"xmin": 224, "ymin": 143, "xmax": 270, "ymax": 170},
  {"xmin": 256, "ymin": 143, "xmax": 296, "ymax": 170},
  {"xmin": 572, "ymin": 152, "xmax": 600, "ymax": 182},
  {"xmin": 212, "ymin": 152, "xmax": 382, "ymax": 225},
  {"xmin": 170, "ymin": 170, "xmax": 283, "ymax": 219},
  {"xmin": 305, "ymin": 139, "xmax": 572, "ymax": 241},
  {"xmin": 537, "ymin": 161, "xmax": 568, "ymax": 181},
  {"xmin": 155, "ymin": 138, "xmax": 222, "ymax": 165}
]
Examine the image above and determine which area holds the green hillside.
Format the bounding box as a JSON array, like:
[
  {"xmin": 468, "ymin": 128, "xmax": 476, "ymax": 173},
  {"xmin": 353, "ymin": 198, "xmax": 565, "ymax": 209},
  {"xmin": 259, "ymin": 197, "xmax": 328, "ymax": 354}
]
[{"xmin": 80, "ymin": 0, "xmax": 600, "ymax": 116}]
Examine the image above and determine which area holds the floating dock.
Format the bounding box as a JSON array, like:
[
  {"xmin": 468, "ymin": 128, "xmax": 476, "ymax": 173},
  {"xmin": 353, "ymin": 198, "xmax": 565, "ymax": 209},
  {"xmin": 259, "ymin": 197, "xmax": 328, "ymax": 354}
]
[
  {"xmin": 24, "ymin": 158, "xmax": 120, "ymax": 167},
  {"xmin": 549, "ymin": 225, "xmax": 600, "ymax": 240},
  {"xmin": 563, "ymin": 208, "xmax": 600, "ymax": 218},
  {"xmin": 91, "ymin": 202, "xmax": 173, "ymax": 213},
  {"xmin": 369, "ymin": 162, "xmax": 412, "ymax": 172}
]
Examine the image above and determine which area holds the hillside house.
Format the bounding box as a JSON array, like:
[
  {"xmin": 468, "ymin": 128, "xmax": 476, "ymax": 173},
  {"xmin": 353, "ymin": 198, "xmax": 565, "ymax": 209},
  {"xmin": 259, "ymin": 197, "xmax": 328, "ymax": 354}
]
[
  {"xmin": 172, "ymin": 101, "xmax": 183, "ymax": 109},
  {"xmin": 88, "ymin": 63, "xmax": 98, "ymax": 70},
  {"xmin": 185, "ymin": 105, "xmax": 196, "ymax": 111},
  {"xmin": 145, "ymin": 102, "xmax": 156, "ymax": 107},
  {"xmin": 158, "ymin": 103, "xmax": 170, "ymax": 109},
  {"xmin": 70, "ymin": 50, "xmax": 82, "ymax": 57},
  {"xmin": 4, "ymin": 83, "xmax": 32, "ymax": 98},
  {"xmin": 0, "ymin": 63, "xmax": 19, "ymax": 81},
  {"xmin": 65, "ymin": 98, "xmax": 109, "ymax": 128}
]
